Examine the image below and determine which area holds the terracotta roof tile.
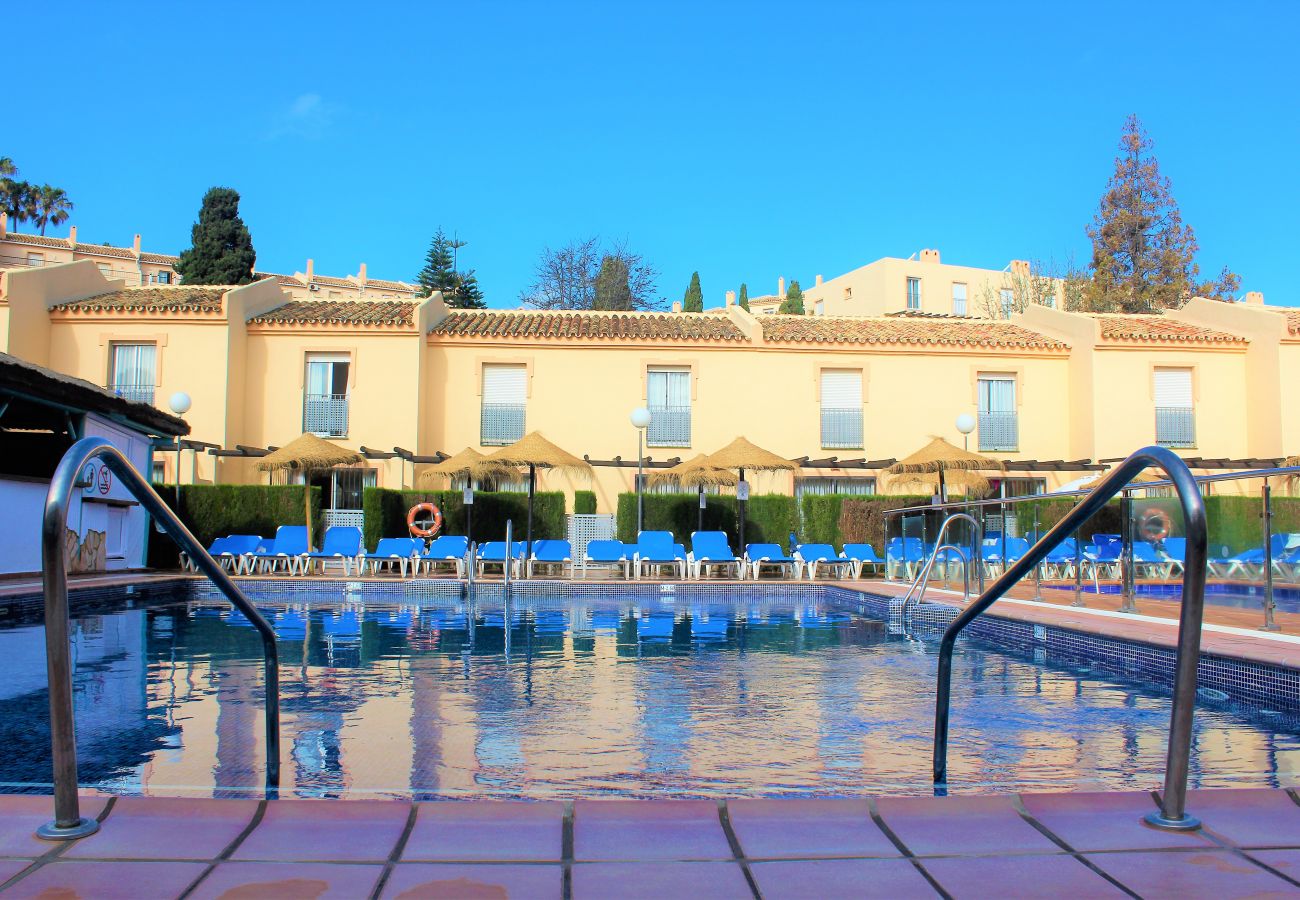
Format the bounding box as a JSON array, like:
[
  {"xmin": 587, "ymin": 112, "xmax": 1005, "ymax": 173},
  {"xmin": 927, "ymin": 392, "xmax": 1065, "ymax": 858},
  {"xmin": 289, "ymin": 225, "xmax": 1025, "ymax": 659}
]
[
  {"xmin": 431, "ymin": 309, "xmax": 747, "ymax": 342},
  {"xmin": 139, "ymin": 251, "xmax": 178, "ymax": 265},
  {"xmin": 363, "ymin": 277, "xmax": 416, "ymax": 292},
  {"xmin": 760, "ymin": 314, "xmax": 1067, "ymax": 349},
  {"xmin": 249, "ymin": 300, "xmax": 415, "ymax": 327},
  {"xmin": 309, "ymin": 274, "xmax": 357, "ymax": 289},
  {"xmin": 73, "ymin": 241, "xmax": 135, "ymax": 260},
  {"xmin": 51, "ymin": 286, "xmax": 226, "ymax": 314},
  {"xmin": 256, "ymin": 271, "xmax": 307, "ymax": 288},
  {"xmin": 1284, "ymin": 311, "xmax": 1300, "ymax": 336},
  {"xmin": 1093, "ymin": 314, "xmax": 1245, "ymax": 344},
  {"xmin": 3, "ymin": 233, "xmax": 71, "ymax": 249}
]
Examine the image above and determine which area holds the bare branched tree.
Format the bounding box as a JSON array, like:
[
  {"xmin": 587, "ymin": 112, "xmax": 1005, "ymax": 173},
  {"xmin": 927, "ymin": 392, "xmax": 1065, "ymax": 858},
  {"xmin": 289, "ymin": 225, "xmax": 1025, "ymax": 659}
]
[
  {"xmin": 976, "ymin": 261, "xmax": 1060, "ymax": 319},
  {"xmin": 520, "ymin": 237, "xmax": 664, "ymax": 310}
]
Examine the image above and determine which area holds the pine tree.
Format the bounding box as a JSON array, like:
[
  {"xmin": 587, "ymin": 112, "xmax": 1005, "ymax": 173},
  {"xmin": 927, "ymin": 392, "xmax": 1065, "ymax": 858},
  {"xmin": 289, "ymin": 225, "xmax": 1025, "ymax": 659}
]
[
  {"xmin": 593, "ymin": 255, "xmax": 633, "ymax": 310},
  {"xmin": 174, "ymin": 187, "xmax": 256, "ymax": 285},
  {"xmin": 1084, "ymin": 115, "xmax": 1239, "ymax": 312},
  {"xmin": 682, "ymin": 271, "xmax": 703, "ymax": 312},
  {"xmin": 454, "ymin": 269, "xmax": 486, "ymax": 309},
  {"xmin": 738, "ymin": 283, "xmax": 749, "ymax": 311},
  {"xmin": 415, "ymin": 229, "xmax": 459, "ymax": 298},
  {"xmin": 779, "ymin": 280, "xmax": 805, "ymax": 314}
]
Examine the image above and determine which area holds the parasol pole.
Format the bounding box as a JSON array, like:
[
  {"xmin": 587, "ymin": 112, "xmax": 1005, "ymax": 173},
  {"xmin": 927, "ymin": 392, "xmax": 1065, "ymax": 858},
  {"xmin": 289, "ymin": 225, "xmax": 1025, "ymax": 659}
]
[
  {"xmin": 526, "ymin": 463, "xmax": 535, "ymax": 561},
  {"xmin": 738, "ymin": 466, "xmax": 746, "ymax": 552},
  {"xmin": 938, "ymin": 461, "xmax": 947, "ymax": 505},
  {"xmin": 304, "ymin": 471, "xmax": 314, "ymax": 553},
  {"xmin": 698, "ymin": 484, "xmax": 705, "ymax": 535}
]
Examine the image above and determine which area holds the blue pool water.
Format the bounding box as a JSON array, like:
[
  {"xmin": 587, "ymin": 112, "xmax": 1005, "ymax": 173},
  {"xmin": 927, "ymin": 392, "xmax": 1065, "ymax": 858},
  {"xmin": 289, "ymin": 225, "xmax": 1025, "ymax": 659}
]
[{"xmin": 2, "ymin": 587, "xmax": 1298, "ymax": 800}]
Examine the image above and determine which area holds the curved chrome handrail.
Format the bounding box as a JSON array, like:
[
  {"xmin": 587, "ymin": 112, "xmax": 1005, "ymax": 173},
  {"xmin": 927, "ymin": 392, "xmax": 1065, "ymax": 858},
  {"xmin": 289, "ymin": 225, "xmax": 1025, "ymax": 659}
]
[
  {"xmin": 932, "ymin": 446, "xmax": 1207, "ymax": 831},
  {"xmin": 899, "ymin": 513, "xmax": 983, "ymax": 616},
  {"xmin": 38, "ymin": 437, "xmax": 281, "ymax": 840}
]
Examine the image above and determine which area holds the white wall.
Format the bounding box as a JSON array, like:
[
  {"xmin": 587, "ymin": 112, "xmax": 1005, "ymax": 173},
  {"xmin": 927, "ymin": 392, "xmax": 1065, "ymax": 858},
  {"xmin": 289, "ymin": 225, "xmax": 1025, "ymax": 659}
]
[{"xmin": 0, "ymin": 478, "xmax": 47, "ymax": 575}]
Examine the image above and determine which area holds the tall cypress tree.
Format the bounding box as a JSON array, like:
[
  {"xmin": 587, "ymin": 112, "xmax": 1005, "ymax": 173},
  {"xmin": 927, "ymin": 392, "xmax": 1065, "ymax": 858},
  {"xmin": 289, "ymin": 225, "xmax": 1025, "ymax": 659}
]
[
  {"xmin": 593, "ymin": 255, "xmax": 633, "ymax": 309},
  {"xmin": 682, "ymin": 271, "xmax": 703, "ymax": 312},
  {"xmin": 737, "ymin": 283, "xmax": 749, "ymax": 311},
  {"xmin": 779, "ymin": 280, "xmax": 805, "ymax": 314},
  {"xmin": 174, "ymin": 187, "xmax": 256, "ymax": 285}
]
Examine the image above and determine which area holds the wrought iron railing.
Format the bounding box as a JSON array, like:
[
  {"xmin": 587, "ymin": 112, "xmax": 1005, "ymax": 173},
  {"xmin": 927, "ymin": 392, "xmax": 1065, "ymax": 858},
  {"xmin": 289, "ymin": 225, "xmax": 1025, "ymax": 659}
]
[
  {"xmin": 481, "ymin": 403, "xmax": 526, "ymax": 445},
  {"xmin": 978, "ymin": 411, "xmax": 1018, "ymax": 451},
  {"xmin": 820, "ymin": 408, "xmax": 863, "ymax": 449},
  {"xmin": 646, "ymin": 405, "xmax": 691, "ymax": 447},
  {"xmin": 109, "ymin": 382, "xmax": 154, "ymax": 405},
  {"xmin": 303, "ymin": 393, "xmax": 349, "ymax": 436},
  {"xmin": 1156, "ymin": 406, "xmax": 1196, "ymax": 448}
]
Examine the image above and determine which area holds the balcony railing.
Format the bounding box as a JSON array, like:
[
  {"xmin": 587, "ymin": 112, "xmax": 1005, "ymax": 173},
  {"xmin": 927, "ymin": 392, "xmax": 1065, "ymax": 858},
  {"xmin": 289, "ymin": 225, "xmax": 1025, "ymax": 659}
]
[
  {"xmin": 820, "ymin": 407, "xmax": 863, "ymax": 449},
  {"xmin": 646, "ymin": 405, "xmax": 691, "ymax": 447},
  {"xmin": 304, "ymin": 393, "xmax": 349, "ymax": 437},
  {"xmin": 109, "ymin": 382, "xmax": 155, "ymax": 405},
  {"xmin": 978, "ymin": 411, "xmax": 1018, "ymax": 452},
  {"xmin": 481, "ymin": 403, "xmax": 526, "ymax": 446},
  {"xmin": 1156, "ymin": 406, "xmax": 1196, "ymax": 448}
]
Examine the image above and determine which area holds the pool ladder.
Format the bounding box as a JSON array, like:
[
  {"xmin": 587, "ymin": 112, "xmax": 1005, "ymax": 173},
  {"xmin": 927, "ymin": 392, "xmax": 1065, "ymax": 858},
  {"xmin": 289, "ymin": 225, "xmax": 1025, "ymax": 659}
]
[
  {"xmin": 36, "ymin": 437, "xmax": 282, "ymax": 841},
  {"xmin": 900, "ymin": 513, "xmax": 983, "ymax": 618}
]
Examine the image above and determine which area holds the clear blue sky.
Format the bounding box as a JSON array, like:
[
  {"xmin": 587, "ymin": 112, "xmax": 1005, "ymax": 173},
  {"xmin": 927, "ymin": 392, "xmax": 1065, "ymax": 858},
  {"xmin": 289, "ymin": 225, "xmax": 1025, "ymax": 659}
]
[{"xmin": 9, "ymin": 1, "xmax": 1298, "ymax": 307}]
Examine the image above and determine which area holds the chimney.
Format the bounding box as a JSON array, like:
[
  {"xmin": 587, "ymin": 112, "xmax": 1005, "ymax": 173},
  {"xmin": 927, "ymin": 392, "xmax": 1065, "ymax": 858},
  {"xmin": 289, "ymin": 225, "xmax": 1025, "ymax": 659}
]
[
  {"xmin": 358, "ymin": 262, "xmax": 367, "ymax": 283},
  {"xmin": 778, "ymin": 276, "xmax": 786, "ymax": 298},
  {"xmin": 68, "ymin": 225, "xmax": 77, "ymax": 246},
  {"xmin": 671, "ymin": 300, "xmax": 682, "ymax": 313},
  {"xmin": 305, "ymin": 258, "xmax": 315, "ymax": 281},
  {"xmin": 132, "ymin": 234, "xmax": 142, "ymax": 256},
  {"xmin": 1010, "ymin": 259, "xmax": 1031, "ymax": 278},
  {"xmin": 1244, "ymin": 291, "xmax": 1264, "ymax": 305},
  {"xmin": 815, "ymin": 274, "xmax": 823, "ymax": 286},
  {"xmin": 725, "ymin": 290, "xmax": 736, "ymax": 307},
  {"xmin": 920, "ymin": 248, "xmax": 941, "ymax": 264}
]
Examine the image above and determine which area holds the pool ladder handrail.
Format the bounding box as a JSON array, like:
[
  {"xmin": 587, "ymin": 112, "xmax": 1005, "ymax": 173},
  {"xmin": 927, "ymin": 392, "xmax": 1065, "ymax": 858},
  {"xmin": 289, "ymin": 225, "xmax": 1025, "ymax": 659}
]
[
  {"xmin": 900, "ymin": 513, "xmax": 983, "ymax": 616},
  {"xmin": 932, "ymin": 445, "xmax": 1208, "ymax": 832},
  {"xmin": 37, "ymin": 436, "xmax": 281, "ymax": 841}
]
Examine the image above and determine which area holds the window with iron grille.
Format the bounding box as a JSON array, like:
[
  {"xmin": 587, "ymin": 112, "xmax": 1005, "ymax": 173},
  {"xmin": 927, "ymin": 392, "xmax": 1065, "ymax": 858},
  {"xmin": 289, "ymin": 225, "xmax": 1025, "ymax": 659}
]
[
  {"xmin": 999, "ymin": 288, "xmax": 1014, "ymax": 319},
  {"xmin": 646, "ymin": 368, "xmax": 691, "ymax": 446},
  {"xmin": 108, "ymin": 342, "xmax": 156, "ymax": 405},
  {"xmin": 820, "ymin": 369, "xmax": 863, "ymax": 449},
  {"xmin": 481, "ymin": 364, "xmax": 527, "ymax": 445},
  {"xmin": 978, "ymin": 375, "xmax": 1018, "ymax": 451},
  {"xmin": 794, "ymin": 476, "xmax": 876, "ymax": 499},
  {"xmin": 304, "ymin": 353, "xmax": 350, "ymax": 437},
  {"xmin": 952, "ymin": 283, "xmax": 967, "ymax": 316},
  {"xmin": 1153, "ymin": 368, "xmax": 1195, "ymax": 448},
  {"xmin": 906, "ymin": 277, "xmax": 921, "ymax": 310}
]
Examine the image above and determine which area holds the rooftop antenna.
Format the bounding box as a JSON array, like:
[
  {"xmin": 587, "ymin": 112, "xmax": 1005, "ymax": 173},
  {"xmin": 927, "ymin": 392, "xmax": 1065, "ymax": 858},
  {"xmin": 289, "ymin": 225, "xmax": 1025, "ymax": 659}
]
[{"xmin": 450, "ymin": 231, "xmax": 467, "ymax": 275}]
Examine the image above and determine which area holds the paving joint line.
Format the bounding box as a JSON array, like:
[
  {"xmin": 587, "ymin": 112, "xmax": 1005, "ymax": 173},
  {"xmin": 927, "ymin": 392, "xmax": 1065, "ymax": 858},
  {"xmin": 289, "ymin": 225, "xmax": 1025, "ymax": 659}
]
[
  {"xmin": 1153, "ymin": 790, "xmax": 1300, "ymax": 889},
  {"xmin": 0, "ymin": 797, "xmax": 119, "ymax": 893},
  {"xmin": 1009, "ymin": 794, "xmax": 1139, "ymax": 898},
  {"xmin": 368, "ymin": 802, "xmax": 419, "ymax": 900},
  {"xmin": 561, "ymin": 800, "xmax": 574, "ymax": 900},
  {"xmin": 865, "ymin": 796, "xmax": 950, "ymax": 900},
  {"xmin": 177, "ymin": 798, "xmax": 267, "ymax": 900},
  {"xmin": 716, "ymin": 800, "xmax": 761, "ymax": 899}
]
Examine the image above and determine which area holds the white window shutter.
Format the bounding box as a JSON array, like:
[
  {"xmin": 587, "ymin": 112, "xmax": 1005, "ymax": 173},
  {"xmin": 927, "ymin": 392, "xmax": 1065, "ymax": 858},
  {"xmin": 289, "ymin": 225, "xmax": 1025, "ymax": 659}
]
[
  {"xmin": 483, "ymin": 365, "xmax": 527, "ymax": 404},
  {"xmin": 1153, "ymin": 368, "xmax": 1193, "ymax": 408},
  {"xmin": 821, "ymin": 370, "xmax": 862, "ymax": 410}
]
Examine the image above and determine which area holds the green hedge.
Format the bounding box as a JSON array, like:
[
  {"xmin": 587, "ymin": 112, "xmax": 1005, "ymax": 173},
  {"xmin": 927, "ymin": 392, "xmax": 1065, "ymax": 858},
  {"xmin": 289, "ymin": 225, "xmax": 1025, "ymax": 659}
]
[
  {"xmin": 574, "ymin": 491, "xmax": 597, "ymax": 515},
  {"xmin": 146, "ymin": 484, "xmax": 321, "ymax": 569},
  {"xmin": 614, "ymin": 492, "xmax": 799, "ymax": 551},
  {"xmin": 836, "ymin": 496, "xmax": 933, "ymax": 550},
  {"xmin": 362, "ymin": 487, "xmax": 565, "ymax": 550},
  {"xmin": 800, "ymin": 494, "xmax": 864, "ymax": 545}
]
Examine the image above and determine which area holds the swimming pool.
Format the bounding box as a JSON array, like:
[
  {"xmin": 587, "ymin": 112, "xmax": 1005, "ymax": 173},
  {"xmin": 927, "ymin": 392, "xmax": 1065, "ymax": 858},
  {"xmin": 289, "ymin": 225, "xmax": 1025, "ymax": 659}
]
[{"xmin": 3, "ymin": 583, "xmax": 1298, "ymax": 801}]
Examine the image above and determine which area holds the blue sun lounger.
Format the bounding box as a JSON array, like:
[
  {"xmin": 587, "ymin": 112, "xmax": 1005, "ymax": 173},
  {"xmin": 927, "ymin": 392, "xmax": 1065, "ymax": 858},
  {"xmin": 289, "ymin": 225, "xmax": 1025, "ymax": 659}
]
[
  {"xmin": 417, "ymin": 535, "xmax": 470, "ymax": 576},
  {"xmin": 580, "ymin": 540, "xmax": 631, "ymax": 579},
  {"xmin": 527, "ymin": 540, "xmax": 573, "ymax": 577},
  {"xmin": 796, "ymin": 543, "xmax": 854, "ymax": 580},
  {"xmin": 746, "ymin": 543, "xmax": 798, "ymax": 579},
  {"xmin": 840, "ymin": 543, "xmax": 885, "ymax": 579},
  {"xmin": 690, "ymin": 531, "xmax": 741, "ymax": 579},
  {"xmin": 634, "ymin": 531, "xmax": 687, "ymax": 579},
  {"xmin": 365, "ymin": 537, "xmax": 420, "ymax": 577},
  {"xmin": 302, "ymin": 526, "xmax": 363, "ymax": 576}
]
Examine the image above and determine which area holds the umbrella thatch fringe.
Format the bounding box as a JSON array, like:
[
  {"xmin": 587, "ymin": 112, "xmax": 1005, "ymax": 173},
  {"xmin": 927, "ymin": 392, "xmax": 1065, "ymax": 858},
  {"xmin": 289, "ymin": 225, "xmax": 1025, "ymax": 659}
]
[
  {"xmin": 469, "ymin": 432, "xmax": 593, "ymax": 480},
  {"xmin": 885, "ymin": 436, "xmax": 1004, "ymax": 474},
  {"xmin": 702, "ymin": 437, "xmax": 795, "ymax": 472},
  {"xmin": 648, "ymin": 454, "xmax": 738, "ymax": 488},
  {"xmin": 256, "ymin": 433, "xmax": 365, "ymax": 471}
]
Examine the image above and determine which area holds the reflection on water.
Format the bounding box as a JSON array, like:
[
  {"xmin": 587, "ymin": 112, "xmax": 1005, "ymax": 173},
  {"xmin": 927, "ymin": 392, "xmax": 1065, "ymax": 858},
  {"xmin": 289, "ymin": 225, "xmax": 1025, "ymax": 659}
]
[{"xmin": 0, "ymin": 594, "xmax": 1297, "ymax": 800}]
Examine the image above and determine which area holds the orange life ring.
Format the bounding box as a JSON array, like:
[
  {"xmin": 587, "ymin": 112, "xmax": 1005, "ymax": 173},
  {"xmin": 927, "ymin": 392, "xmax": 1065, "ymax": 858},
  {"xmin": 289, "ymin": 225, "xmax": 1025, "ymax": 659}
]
[
  {"xmin": 407, "ymin": 503, "xmax": 443, "ymax": 538},
  {"xmin": 1139, "ymin": 508, "xmax": 1171, "ymax": 542}
]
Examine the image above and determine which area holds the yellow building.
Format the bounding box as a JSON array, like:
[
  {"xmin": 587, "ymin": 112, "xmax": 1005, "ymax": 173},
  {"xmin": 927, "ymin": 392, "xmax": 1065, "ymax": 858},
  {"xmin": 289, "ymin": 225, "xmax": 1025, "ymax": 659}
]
[{"xmin": 2, "ymin": 258, "xmax": 1296, "ymax": 527}]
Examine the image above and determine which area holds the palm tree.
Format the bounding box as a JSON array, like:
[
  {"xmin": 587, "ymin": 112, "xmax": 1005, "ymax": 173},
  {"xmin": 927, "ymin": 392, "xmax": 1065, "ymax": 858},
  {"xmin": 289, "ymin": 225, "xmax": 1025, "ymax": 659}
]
[
  {"xmin": 34, "ymin": 185, "xmax": 73, "ymax": 235},
  {"xmin": 0, "ymin": 179, "xmax": 30, "ymax": 230},
  {"xmin": 0, "ymin": 157, "xmax": 16, "ymax": 178}
]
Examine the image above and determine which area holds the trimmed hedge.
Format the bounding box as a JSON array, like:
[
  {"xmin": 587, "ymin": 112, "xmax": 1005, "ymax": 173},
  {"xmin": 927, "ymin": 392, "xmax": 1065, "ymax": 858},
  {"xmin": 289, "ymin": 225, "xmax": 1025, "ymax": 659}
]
[
  {"xmin": 146, "ymin": 484, "xmax": 321, "ymax": 569},
  {"xmin": 836, "ymin": 496, "xmax": 933, "ymax": 550},
  {"xmin": 615, "ymin": 492, "xmax": 799, "ymax": 551},
  {"xmin": 574, "ymin": 491, "xmax": 597, "ymax": 515},
  {"xmin": 362, "ymin": 487, "xmax": 565, "ymax": 550}
]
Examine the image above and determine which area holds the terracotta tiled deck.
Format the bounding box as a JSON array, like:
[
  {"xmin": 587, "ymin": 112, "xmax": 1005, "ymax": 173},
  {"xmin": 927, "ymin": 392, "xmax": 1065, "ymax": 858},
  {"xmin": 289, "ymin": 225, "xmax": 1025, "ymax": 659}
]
[{"xmin": 1, "ymin": 790, "xmax": 1299, "ymax": 898}]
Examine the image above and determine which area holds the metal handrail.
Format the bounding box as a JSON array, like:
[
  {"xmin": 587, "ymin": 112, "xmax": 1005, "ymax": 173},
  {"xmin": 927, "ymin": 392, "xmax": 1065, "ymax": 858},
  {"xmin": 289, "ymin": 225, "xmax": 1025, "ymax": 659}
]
[
  {"xmin": 899, "ymin": 513, "xmax": 983, "ymax": 615},
  {"xmin": 37, "ymin": 437, "xmax": 281, "ymax": 841},
  {"xmin": 922, "ymin": 544, "xmax": 972, "ymax": 606},
  {"xmin": 931, "ymin": 446, "xmax": 1207, "ymax": 831}
]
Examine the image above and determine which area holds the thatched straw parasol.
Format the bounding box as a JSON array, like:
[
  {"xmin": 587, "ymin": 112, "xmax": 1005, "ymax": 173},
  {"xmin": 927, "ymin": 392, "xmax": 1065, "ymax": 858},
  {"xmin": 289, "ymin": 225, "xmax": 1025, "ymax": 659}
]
[
  {"xmin": 470, "ymin": 432, "xmax": 593, "ymax": 557},
  {"xmin": 417, "ymin": 448, "xmax": 516, "ymax": 540},
  {"xmin": 256, "ymin": 433, "xmax": 364, "ymax": 552},
  {"xmin": 649, "ymin": 454, "xmax": 739, "ymax": 534},
  {"xmin": 700, "ymin": 437, "xmax": 796, "ymax": 551},
  {"xmin": 891, "ymin": 469, "xmax": 993, "ymax": 499},
  {"xmin": 886, "ymin": 436, "xmax": 1003, "ymax": 503}
]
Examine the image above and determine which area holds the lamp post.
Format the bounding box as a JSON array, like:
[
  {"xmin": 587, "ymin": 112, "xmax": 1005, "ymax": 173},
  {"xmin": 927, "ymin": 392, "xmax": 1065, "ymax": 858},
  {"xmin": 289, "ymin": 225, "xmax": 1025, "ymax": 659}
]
[
  {"xmin": 630, "ymin": 407, "xmax": 652, "ymax": 535},
  {"xmin": 168, "ymin": 392, "xmax": 192, "ymax": 506}
]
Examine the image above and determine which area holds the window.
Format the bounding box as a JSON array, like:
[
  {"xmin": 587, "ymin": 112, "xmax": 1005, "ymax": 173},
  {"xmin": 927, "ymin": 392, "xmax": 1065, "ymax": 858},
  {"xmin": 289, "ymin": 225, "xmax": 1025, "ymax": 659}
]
[
  {"xmin": 794, "ymin": 476, "xmax": 876, "ymax": 499},
  {"xmin": 109, "ymin": 342, "xmax": 156, "ymax": 405},
  {"xmin": 844, "ymin": 286, "xmax": 853, "ymax": 300},
  {"xmin": 906, "ymin": 277, "xmax": 921, "ymax": 310},
  {"xmin": 151, "ymin": 460, "xmax": 166, "ymax": 483},
  {"xmin": 977, "ymin": 375, "xmax": 1017, "ymax": 451},
  {"xmin": 999, "ymin": 478, "xmax": 1045, "ymax": 497},
  {"xmin": 1154, "ymin": 367, "xmax": 1195, "ymax": 447},
  {"xmin": 999, "ymin": 288, "xmax": 1014, "ymax": 319},
  {"xmin": 952, "ymin": 283, "xmax": 967, "ymax": 316},
  {"xmin": 303, "ymin": 353, "xmax": 350, "ymax": 437},
  {"xmin": 96, "ymin": 263, "xmax": 111, "ymax": 277},
  {"xmin": 26, "ymin": 252, "xmax": 44, "ymax": 267},
  {"xmin": 157, "ymin": 270, "xmax": 172, "ymax": 285},
  {"xmin": 481, "ymin": 364, "xmax": 527, "ymax": 445},
  {"xmin": 309, "ymin": 467, "xmax": 378, "ymax": 529},
  {"xmin": 820, "ymin": 369, "xmax": 863, "ymax": 449},
  {"xmin": 814, "ymin": 300, "xmax": 825, "ymax": 316},
  {"xmin": 646, "ymin": 368, "xmax": 691, "ymax": 447}
]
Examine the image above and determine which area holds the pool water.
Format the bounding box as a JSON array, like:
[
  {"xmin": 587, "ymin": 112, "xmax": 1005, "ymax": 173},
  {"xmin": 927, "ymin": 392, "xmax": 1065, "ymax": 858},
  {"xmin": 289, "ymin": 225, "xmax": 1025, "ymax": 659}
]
[{"xmin": 2, "ymin": 590, "xmax": 1298, "ymax": 800}]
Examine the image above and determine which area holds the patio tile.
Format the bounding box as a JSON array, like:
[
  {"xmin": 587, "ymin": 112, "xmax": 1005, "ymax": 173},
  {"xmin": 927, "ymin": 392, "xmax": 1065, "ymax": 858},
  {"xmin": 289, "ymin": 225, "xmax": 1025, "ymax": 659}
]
[
  {"xmin": 402, "ymin": 801, "xmax": 563, "ymax": 862},
  {"xmin": 1020, "ymin": 791, "xmax": 1215, "ymax": 852},
  {"xmin": 1184, "ymin": 789, "xmax": 1300, "ymax": 848},
  {"xmin": 572, "ymin": 861, "xmax": 751, "ymax": 899},
  {"xmin": 749, "ymin": 858, "xmax": 936, "ymax": 899},
  {"xmin": 0, "ymin": 793, "xmax": 110, "ymax": 858},
  {"xmin": 3, "ymin": 859, "xmax": 207, "ymax": 899},
  {"xmin": 922, "ymin": 852, "xmax": 1126, "ymax": 898},
  {"xmin": 1088, "ymin": 849, "xmax": 1297, "ymax": 897},
  {"xmin": 232, "ymin": 799, "xmax": 410, "ymax": 862},
  {"xmin": 64, "ymin": 796, "xmax": 259, "ymax": 860},
  {"xmin": 875, "ymin": 794, "xmax": 1058, "ymax": 856},
  {"xmin": 0, "ymin": 859, "xmax": 34, "ymax": 883},
  {"xmin": 383, "ymin": 863, "xmax": 562, "ymax": 899},
  {"xmin": 1244, "ymin": 849, "xmax": 1300, "ymax": 882},
  {"xmin": 189, "ymin": 861, "xmax": 384, "ymax": 899},
  {"xmin": 727, "ymin": 799, "xmax": 899, "ymax": 859},
  {"xmin": 573, "ymin": 800, "xmax": 733, "ymax": 861}
]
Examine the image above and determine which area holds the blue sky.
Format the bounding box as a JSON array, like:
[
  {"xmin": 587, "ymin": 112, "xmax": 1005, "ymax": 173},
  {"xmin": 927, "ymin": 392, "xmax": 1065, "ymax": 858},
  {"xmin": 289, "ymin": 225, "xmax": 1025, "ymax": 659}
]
[{"xmin": 8, "ymin": 1, "xmax": 1298, "ymax": 307}]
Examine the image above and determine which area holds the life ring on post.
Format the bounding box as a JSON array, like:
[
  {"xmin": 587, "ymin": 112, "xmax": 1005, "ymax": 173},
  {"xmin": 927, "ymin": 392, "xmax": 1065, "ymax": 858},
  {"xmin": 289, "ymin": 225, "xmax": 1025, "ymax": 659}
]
[
  {"xmin": 1138, "ymin": 508, "xmax": 1171, "ymax": 543},
  {"xmin": 407, "ymin": 503, "xmax": 443, "ymax": 538}
]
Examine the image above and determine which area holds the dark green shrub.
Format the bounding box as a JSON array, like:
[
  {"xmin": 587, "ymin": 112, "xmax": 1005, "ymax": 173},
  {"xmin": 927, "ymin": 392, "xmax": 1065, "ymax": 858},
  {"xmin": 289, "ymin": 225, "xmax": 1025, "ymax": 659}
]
[
  {"xmin": 146, "ymin": 484, "xmax": 321, "ymax": 569},
  {"xmin": 615, "ymin": 492, "xmax": 798, "ymax": 551},
  {"xmin": 362, "ymin": 487, "xmax": 565, "ymax": 550},
  {"xmin": 574, "ymin": 491, "xmax": 597, "ymax": 515}
]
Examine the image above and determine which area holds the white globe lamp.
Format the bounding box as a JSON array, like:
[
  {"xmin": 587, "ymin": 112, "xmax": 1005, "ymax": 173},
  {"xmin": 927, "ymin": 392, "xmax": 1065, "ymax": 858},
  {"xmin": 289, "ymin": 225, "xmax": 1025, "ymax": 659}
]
[
  {"xmin": 955, "ymin": 413, "xmax": 976, "ymax": 452},
  {"xmin": 168, "ymin": 392, "xmax": 193, "ymax": 416},
  {"xmin": 630, "ymin": 407, "xmax": 652, "ymax": 430}
]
